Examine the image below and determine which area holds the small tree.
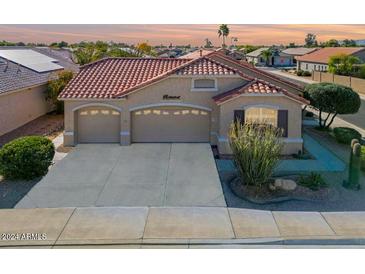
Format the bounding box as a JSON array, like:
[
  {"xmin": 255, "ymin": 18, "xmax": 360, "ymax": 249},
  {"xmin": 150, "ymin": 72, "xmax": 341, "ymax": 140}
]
[
  {"xmin": 305, "ymin": 33, "xmax": 318, "ymax": 48},
  {"xmin": 328, "ymin": 54, "xmax": 360, "ymax": 76},
  {"xmin": 261, "ymin": 49, "xmax": 272, "ymax": 66},
  {"xmin": 46, "ymin": 70, "xmax": 74, "ymax": 114},
  {"xmin": 304, "ymin": 83, "xmax": 361, "ymax": 129},
  {"xmin": 136, "ymin": 42, "xmax": 152, "ymax": 56},
  {"xmin": 204, "ymin": 38, "xmax": 213, "ymax": 48},
  {"xmin": 228, "ymin": 123, "xmax": 283, "ymax": 189}
]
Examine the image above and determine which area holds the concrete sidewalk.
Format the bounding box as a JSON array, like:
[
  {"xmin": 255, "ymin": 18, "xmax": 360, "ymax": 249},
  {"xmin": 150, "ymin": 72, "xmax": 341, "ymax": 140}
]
[{"xmin": 1, "ymin": 206, "xmax": 365, "ymax": 248}]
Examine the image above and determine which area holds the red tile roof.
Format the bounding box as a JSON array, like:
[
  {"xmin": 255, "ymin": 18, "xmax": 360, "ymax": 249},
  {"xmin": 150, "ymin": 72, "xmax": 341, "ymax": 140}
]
[
  {"xmin": 213, "ymin": 79, "xmax": 309, "ymax": 105},
  {"xmin": 59, "ymin": 56, "xmax": 250, "ymax": 99},
  {"xmin": 207, "ymin": 51, "xmax": 304, "ymax": 92},
  {"xmin": 296, "ymin": 47, "xmax": 365, "ymax": 64},
  {"xmin": 59, "ymin": 58, "xmax": 190, "ymax": 99},
  {"xmin": 176, "ymin": 57, "xmax": 238, "ymax": 76}
]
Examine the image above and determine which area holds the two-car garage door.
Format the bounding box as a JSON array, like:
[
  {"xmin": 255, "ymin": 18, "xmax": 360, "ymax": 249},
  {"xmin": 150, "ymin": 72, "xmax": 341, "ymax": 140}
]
[
  {"xmin": 77, "ymin": 106, "xmax": 210, "ymax": 143},
  {"xmin": 132, "ymin": 107, "xmax": 210, "ymax": 143}
]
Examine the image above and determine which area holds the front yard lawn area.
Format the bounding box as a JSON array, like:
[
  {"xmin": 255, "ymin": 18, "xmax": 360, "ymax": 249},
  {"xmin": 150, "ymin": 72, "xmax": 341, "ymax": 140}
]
[{"xmin": 218, "ymin": 125, "xmax": 365, "ymax": 211}]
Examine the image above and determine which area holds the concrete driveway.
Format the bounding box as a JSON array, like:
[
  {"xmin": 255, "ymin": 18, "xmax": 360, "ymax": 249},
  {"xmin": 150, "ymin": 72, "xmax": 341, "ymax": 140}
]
[{"xmin": 15, "ymin": 143, "xmax": 226, "ymax": 208}]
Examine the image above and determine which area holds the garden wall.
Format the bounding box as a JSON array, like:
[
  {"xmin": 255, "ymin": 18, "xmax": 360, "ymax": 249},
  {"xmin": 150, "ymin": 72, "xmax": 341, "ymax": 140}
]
[{"xmin": 312, "ymin": 71, "xmax": 365, "ymax": 95}]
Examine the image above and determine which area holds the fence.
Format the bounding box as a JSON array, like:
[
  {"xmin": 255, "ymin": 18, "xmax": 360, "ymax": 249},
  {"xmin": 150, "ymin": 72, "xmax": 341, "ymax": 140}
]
[{"xmin": 312, "ymin": 71, "xmax": 365, "ymax": 95}]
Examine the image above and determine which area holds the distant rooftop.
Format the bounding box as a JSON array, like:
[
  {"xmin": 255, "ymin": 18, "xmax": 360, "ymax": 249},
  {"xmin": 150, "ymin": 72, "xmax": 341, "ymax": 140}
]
[
  {"xmin": 0, "ymin": 49, "xmax": 64, "ymax": 73},
  {"xmin": 296, "ymin": 47, "xmax": 365, "ymax": 64},
  {"xmin": 245, "ymin": 47, "xmax": 269, "ymax": 57},
  {"xmin": 179, "ymin": 49, "xmax": 216, "ymax": 59},
  {"xmin": 282, "ymin": 47, "xmax": 318, "ymax": 56}
]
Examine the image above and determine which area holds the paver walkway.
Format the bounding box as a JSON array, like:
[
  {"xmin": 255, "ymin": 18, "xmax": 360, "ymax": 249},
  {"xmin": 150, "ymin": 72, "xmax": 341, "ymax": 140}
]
[{"xmin": 1, "ymin": 206, "xmax": 365, "ymax": 248}]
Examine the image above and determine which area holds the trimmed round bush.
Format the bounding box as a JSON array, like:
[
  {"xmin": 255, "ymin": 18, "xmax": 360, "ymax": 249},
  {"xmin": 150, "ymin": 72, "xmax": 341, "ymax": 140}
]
[
  {"xmin": 0, "ymin": 136, "xmax": 55, "ymax": 180},
  {"xmin": 302, "ymin": 71, "xmax": 312, "ymax": 77},
  {"xmin": 333, "ymin": 127, "xmax": 362, "ymax": 145}
]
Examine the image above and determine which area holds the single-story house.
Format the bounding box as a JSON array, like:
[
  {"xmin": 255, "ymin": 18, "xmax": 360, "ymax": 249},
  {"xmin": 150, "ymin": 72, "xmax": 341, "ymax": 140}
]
[
  {"xmin": 59, "ymin": 51, "xmax": 308, "ymax": 155},
  {"xmin": 296, "ymin": 47, "xmax": 365, "ymax": 72},
  {"xmin": 246, "ymin": 47, "xmax": 293, "ymax": 67},
  {"xmin": 0, "ymin": 48, "xmax": 78, "ymax": 136},
  {"xmin": 281, "ymin": 47, "xmax": 318, "ymax": 66}
]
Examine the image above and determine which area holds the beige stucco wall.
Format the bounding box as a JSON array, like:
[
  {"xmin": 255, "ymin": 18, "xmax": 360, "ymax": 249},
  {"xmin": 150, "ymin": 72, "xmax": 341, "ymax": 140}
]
[
  {"xmin": 312, "ymin": 71, "xmax": 365, "ymax": 95},
  {"xmin": 217, "ymin": 95, "xmax": 303, "ymax": 155},
  {"xmin": 63, "ymin": 76, "xmax": 246, "ymax": 146},
  {"xmin": 334, "ymin": 74, "xmax": 351, "ymax": 86},
  {"xmin": 62, "ymin": 75, "xmax": 304, "ymax": 155},
  {"xmin": 0, "ymin": 84, "xmax": 52, "ymax": 136}
]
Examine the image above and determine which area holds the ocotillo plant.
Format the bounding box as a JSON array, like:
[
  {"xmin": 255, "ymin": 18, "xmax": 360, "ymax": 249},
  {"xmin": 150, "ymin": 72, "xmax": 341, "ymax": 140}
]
[{"xmin": 343, "ymin": 139, "xmax": 361, "ymax": 190}]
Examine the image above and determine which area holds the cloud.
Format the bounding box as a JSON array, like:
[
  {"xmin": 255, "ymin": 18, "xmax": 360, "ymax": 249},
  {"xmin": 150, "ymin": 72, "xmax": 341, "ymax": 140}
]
[{"xmin": 1, "ymin": 24, "xmax": 364, "ymax": 45}]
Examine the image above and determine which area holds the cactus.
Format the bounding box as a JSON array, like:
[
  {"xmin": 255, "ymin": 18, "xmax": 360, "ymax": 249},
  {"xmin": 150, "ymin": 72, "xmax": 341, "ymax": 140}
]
[{"xmin": 343, "ymin": 142, "xmax": 361, "ymax": 190}]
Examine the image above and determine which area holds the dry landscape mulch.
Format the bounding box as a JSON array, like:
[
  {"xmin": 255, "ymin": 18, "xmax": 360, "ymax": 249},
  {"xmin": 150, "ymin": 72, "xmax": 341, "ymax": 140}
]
[
  {"xmin": 0, "ymin": 114, "xmax": 64, "ymax": 147},
  {"xmin": 230, "ymin": 177, "xmax": 338, "ymax": 204}
]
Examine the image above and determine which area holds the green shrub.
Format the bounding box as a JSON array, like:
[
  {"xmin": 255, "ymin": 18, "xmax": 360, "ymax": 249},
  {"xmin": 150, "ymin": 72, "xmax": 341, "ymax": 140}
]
[
  {"xmin": 0, "ymin": 136, "xmax": 55, "ymax": 180},
  {"xmin": 302, "ymin": 71, "xmax": 312, "ymax": 77},
  {"xmin": 361, "ymin": 146, "xmax": 365, "ymax": 172},
  {"xmin": 228, "ymin": 123, "xmax": 284, "ymax": 189},
  {"xmin": 304, "ymin": 83, "xmax": 361, "ymax": 129},
  {"xmin": 296, "ymin": 70, "xmax": 303, "ymax": 76},
  {"xmin": 298, "ymin": 172, "xmax": 328, "ymax": 191},
  {"xmin": 333, "ymin": 127, "xmax": 362, "ymax": 145}
]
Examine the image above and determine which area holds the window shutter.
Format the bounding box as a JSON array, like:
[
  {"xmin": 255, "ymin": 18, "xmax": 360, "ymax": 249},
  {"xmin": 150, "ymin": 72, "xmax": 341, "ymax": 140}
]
[
  {"xmin": 277, "ymin": 110, "xmax": 288, "ymax": 137},
  {"xmin": 234, "ymin": 110, "xmax": 245, "ymax": 125}
]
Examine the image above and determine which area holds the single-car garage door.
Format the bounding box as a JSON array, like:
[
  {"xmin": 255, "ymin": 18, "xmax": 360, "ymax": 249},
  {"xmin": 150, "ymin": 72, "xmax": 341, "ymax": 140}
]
[
  {"xmin": 77, "ymin": 106, "xmax": 120, "ymax": 143},
  {"xmin": 132, "ymin": 107, "xmax": 210, "ymax": 143}
]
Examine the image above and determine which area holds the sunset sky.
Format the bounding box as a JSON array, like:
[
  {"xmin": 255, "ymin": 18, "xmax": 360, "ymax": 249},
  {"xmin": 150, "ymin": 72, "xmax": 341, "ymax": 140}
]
[{"xmin": 1, "ymin": 24, "xmax": 365, "ymax": 46}]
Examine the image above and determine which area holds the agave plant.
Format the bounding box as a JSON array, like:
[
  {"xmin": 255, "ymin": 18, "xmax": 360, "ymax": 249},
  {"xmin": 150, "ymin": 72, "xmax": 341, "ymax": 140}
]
[{"xmin": 228, "ymin": 123, "xmax": 284, "ymax": 189}]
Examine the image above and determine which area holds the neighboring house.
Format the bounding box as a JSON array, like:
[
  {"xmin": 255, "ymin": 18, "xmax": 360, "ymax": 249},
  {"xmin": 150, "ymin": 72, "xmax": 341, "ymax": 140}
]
[
  {"xmin": 59, "ymin": 51, "xmax": 308, "ymax": 155},
  {"xmin": 246, "ymin": 47, "xmax": 292, "ymax": 67},
  {"xmin": 0, "ymin": 48, "xmax": 78, "ymax": 136},
  {"xmin": 245, "ymin": 47, "xmax": 270, "ymax": 66},
  {"xmin": 281, "ymin": 47, "xmax": 318, "ymax": 66},
  {"xmin": 296, "ymin": 47, "xmax": 365, "ymax": 72}
]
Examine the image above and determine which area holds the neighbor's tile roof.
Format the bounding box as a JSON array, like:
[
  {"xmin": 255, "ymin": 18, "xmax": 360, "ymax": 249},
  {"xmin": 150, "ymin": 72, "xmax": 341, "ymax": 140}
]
[
  {"xmin": 213, "ymin": 79, "xmax": 309, "ymax": 105},
  {"xmin": 59, "ymin": 57, "xmax": 249, "ymax": 99},
  {"xmin": 179, "ymin": 49, "xmax": 216, "ymax": 59},
  {"xmin": 296, "ymin": 47, "xmax": 365, "ymax": 64}
]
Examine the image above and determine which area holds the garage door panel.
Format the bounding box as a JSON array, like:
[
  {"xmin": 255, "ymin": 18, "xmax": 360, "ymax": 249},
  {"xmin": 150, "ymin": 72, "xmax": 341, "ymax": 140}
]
[
  {"xmin": 132, "ymin": 107, "xmax": 210, "ymax": 143},
  {"xmin": 77, "ymin": 107, "xmax": 120, "ymax": 143}
]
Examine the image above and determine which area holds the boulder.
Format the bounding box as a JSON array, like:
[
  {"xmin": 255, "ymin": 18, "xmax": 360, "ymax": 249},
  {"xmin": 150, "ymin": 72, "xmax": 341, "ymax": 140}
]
[{"xmin": 273, "ymin": 178, "xmax": 297, "ymax": 191}]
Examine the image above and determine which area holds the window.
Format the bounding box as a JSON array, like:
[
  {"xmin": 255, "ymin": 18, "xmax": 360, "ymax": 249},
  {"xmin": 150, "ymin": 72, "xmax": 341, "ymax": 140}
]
[
  {"xmin": 191, "ymin": 78, "xmax": 217, "ymax": 91},
  {"xmin": 305, "ymin": 64, "xmax": 308, "ymax": 70},
  {"xmin": 245, "ymin": 108, "xmax": 277, "ymax": 126}
]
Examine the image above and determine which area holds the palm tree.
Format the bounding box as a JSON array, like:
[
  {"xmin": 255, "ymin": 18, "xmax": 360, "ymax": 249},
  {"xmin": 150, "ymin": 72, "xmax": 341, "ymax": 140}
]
[
  {"xmin": 218, "ymin": 24, "xmax": 230, "ymax": 48},
  {"xmin": 261, "ymin": 49, "xmax": 272, "ymax": 66}
]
